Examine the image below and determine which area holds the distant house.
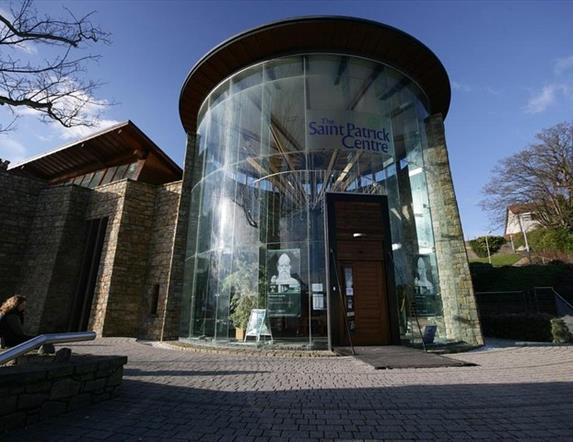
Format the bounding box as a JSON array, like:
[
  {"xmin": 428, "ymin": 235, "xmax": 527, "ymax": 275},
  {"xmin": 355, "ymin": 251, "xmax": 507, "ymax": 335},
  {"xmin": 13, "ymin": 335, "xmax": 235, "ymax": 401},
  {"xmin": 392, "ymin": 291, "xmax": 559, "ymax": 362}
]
[{"xmin": 504, "ymin": 204, "xmax": 542, "ymax": 247}]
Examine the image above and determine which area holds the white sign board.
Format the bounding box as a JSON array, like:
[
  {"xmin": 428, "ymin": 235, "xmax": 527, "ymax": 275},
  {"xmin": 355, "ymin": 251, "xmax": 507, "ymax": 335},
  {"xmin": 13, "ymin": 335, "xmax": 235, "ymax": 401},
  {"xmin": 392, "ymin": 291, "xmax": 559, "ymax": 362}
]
[
  {"xmin": 244, "ymin": 309, "xmax": 272, "ymax": 342},
  {"xmin": 306, "ymin": 110, "xmax": 394, "ymax": 155}
]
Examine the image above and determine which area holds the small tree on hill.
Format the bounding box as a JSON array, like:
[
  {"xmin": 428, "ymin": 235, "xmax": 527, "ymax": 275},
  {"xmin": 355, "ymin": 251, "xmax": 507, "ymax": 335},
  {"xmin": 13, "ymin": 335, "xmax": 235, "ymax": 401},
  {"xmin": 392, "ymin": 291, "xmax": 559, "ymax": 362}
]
[
  {"xmin": 470, "ymin": 236, "xmax": 506, "ymax": 258},
  {"xmin": 0, "ymin": 0, "xmax": 110, "ymax": 132},
  {"xmin": 481, "ymin": 121, "xmax": 573, "ymax": 231}
]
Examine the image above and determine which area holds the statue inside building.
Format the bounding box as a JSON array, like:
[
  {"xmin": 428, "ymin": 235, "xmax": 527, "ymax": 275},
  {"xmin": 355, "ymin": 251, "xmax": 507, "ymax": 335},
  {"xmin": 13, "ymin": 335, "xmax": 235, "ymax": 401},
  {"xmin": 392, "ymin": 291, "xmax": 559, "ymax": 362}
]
[{"xmin": 414, "ymin": 255, "xmax": 434, "ymax": 293}]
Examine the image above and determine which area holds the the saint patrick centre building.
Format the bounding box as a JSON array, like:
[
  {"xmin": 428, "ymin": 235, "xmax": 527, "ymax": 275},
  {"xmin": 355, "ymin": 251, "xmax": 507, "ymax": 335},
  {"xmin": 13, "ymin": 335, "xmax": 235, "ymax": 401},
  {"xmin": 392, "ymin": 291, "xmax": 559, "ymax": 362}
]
[{"xmin": 177, "ymin": 16, "xmax": 483, "ymax": 349}]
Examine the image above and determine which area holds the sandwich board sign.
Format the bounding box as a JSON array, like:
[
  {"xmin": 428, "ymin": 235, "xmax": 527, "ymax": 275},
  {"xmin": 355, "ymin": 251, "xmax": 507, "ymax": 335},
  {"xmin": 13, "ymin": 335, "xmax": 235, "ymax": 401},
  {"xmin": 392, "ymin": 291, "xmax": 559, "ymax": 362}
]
[{"xmin": 244, "ymin": 309, "xmax": 272, "ymax": 342}]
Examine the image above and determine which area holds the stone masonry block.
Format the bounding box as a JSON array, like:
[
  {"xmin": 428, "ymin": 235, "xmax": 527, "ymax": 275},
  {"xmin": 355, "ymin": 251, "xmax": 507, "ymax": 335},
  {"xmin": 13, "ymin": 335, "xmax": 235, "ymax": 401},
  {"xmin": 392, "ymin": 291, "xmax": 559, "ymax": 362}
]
[
  {"xmin": 82, "ymin": 378, "xmax": 106, "ymax": 393},
  {"xmin": 0, "ymin": 395, "xmax": 17, "ymax": 416},
  {"xmin": 106, "ymin": 367, "xmax": 123, "ymax": 387},
  {"xmin": 18, "ymin": 393, "xmax": 49, "ymax": 410},
  {"xmin": 50, "ymin": 378, "xmax": 80, "ymax": 400},
  {"xmin": 0, "ymin": 411, "xmax": 27, "ymax": 431},
  {"xmin": 25, "ymin": 380, "xmax": 52, "ymax": 394}
]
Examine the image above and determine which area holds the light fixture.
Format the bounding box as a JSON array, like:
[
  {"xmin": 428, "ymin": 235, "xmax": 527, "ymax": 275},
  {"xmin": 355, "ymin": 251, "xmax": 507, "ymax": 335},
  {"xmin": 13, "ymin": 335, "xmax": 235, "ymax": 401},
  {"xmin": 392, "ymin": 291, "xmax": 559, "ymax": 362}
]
[{"xmin": 353, "ymin": 233, "xmax": 367, "ymax": 238}]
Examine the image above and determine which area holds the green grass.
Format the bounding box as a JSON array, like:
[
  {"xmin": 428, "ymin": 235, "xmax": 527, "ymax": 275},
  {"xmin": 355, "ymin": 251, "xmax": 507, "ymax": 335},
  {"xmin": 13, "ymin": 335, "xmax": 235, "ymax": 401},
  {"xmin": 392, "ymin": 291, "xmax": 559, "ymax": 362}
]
[{"xmin": 469, "ymin": 254, "xmax": 522, "ymax": 267}]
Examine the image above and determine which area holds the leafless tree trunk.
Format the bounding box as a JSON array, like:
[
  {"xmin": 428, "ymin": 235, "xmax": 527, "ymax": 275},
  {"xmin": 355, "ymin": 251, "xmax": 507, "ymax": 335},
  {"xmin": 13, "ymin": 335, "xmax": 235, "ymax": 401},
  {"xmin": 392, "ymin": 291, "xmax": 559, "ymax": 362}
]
[
  {"xmin": 482, "ymin": 121, "xmax": 573, "ymax": 231},
  {"xmin": 0, "ymin": 0, "xmax": 110, "ymax": 132}
]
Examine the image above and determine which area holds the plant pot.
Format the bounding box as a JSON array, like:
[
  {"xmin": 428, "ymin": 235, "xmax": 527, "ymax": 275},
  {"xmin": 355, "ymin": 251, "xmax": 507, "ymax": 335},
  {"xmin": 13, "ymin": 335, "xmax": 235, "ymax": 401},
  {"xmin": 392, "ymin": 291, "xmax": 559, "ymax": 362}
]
[{"xmin": 235, "ymin": 328, "xmax": 245, "ymax": 341}]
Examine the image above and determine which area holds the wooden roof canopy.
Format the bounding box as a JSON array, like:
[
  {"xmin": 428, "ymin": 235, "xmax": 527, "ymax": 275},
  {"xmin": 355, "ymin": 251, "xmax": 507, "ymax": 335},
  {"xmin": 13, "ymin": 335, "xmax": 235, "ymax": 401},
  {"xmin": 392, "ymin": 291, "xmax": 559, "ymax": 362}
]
[
  {"xmin": 179, "ymin": 16, "xmax": 451, "ymax": 134},
  {"xmin": 9, "ymin": 121, "xmax": 182, "ymax": 185}
]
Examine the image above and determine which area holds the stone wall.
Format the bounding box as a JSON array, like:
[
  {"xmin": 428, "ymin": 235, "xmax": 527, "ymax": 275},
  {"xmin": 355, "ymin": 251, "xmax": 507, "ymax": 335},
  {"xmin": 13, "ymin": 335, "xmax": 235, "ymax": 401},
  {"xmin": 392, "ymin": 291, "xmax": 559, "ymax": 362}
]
[
  {"xmin": 423, "ymin": 113, "xmax": 483, "ymax": 345},
  {"xmin": 85, "ymin": 179, "xmax": 181, "ymax": 339},
  {"xmin": 85, "ymin": 180, "xmax": 128, "ymax": 335},
  {"xmin": 0, "ymin": 355, "xmax": 126, "ymax": 432},
  {"xmin": 139, "ymin": 181, "xmax": 182, "ymax": 340},
  {"xmin": 17, "ymin": 185, "xmax": 92, "ymax": 334},
  {"xmin": 102, "ymin": 181, "xmax": 156, "ymax": 336},
  {"xmin": 0, "ymin": 168, "xmax": 183, "ymax": 340},
  {"xmin": 0, "ymin": 170, "xmax": 45, "ymax": 303},
  {"xmin": 161, "ymin": 136, "xmax": 196, "ymax": 340}
]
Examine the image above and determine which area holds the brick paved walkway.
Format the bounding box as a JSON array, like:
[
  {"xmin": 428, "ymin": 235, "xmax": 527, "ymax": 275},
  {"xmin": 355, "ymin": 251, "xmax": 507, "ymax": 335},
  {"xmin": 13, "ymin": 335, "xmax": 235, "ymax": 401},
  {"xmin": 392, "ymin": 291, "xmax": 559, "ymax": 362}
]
[{"xmin": 5, "ymin": 338, "xmax": 573, "ymax": 441}]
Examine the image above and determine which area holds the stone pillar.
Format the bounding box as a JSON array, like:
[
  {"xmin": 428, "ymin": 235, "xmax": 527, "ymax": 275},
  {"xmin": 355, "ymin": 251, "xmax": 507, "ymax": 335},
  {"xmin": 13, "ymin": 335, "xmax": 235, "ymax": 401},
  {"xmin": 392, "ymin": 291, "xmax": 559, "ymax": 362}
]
[
  {"xmin": 160, "ymin": 134, "xmax": 197, "ymax": 340},
  {"xmin": 423, "ymin": 113, "xmax": 483, "ymax": 346}
]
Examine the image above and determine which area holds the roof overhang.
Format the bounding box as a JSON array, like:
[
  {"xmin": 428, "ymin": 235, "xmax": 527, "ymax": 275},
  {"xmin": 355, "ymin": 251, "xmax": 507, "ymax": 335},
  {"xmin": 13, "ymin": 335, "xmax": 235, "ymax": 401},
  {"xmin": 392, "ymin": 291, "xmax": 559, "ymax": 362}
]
[
  {"xmin": 8, "ymin": 121, "xmax": 182, "ymax": 183},
  {"xmin": 179, "ymin": 16, "xmax": 451, "ymax": 134}
]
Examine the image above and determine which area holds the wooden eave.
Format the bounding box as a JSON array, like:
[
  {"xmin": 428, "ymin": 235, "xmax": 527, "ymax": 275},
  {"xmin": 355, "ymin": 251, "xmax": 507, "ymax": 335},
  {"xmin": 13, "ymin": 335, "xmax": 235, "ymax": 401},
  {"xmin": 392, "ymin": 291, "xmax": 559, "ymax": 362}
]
[
  {"xmin": 179, "ymin": 16, "xmax": 451, "ymax": 134},
  {"xmin": 9, "ymin": 121, "xmax": 182, "ymax": 184}
]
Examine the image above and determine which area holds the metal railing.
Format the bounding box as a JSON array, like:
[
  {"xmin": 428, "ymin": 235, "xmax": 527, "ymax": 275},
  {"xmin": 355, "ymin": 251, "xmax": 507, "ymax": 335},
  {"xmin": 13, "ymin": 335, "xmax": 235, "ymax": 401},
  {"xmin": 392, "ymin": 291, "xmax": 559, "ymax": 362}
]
[
  {"xmin": 534, "ymin": 287, "xmax": 573, "ymax": 316},
  {"xmin": 475, "ymin": 287, "xmax": 573, "ymax": 316},
  {"xmin": 0, "ymin": 331, "xmax": 96, "ymax": 365}
]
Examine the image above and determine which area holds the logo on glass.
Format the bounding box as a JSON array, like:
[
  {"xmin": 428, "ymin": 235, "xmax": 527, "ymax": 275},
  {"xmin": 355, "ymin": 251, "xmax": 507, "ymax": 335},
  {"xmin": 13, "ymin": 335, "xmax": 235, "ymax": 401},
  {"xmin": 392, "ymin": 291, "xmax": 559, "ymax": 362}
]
[{"xmin": 307, "ymin": 110, "xmax": 394, "ymax": 155}]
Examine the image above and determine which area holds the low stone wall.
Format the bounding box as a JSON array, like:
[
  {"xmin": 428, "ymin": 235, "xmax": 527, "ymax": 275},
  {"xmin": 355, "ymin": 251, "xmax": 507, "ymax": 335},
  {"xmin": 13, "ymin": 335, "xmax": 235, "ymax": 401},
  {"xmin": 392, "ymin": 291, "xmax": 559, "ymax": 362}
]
[{"xmin": 0, "ymin": 355, "xmax": 127, "ymax": 432}]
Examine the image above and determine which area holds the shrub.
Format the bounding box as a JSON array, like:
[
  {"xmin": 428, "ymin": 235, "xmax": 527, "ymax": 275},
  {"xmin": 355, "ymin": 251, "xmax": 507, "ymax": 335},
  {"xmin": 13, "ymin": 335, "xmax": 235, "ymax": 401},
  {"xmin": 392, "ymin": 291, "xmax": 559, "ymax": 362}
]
[
  {"xmin": 512, "ymin": 228, "xmax": 573, "ymax": 256},
  {"xmin": 480, "ymin": 313, "xmax": 553, "ymax": 341},
  {"xmin": 550, "ymin": 318, "xmax": 572, "ymax": 344},
  {"xmin": 229, "ymin": 294, "xmax": 258, "ymax": 330},
  {"xmin": 469, "ymin": 236, "xmax": 505, "ymax": 258}
]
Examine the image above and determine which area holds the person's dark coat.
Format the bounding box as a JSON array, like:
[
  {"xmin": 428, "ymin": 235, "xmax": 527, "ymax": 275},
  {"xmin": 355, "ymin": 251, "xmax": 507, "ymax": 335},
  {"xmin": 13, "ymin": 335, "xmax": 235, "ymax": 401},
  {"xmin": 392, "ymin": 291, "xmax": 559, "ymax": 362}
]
[{"xmin": 0, "ymin": 310, "xmax": 32, "ymax": 348}]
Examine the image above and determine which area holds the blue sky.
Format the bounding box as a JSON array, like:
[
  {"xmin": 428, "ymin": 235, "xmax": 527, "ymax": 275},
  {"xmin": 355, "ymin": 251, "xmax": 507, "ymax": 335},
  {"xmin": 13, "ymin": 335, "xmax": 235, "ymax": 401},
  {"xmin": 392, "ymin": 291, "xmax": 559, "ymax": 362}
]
[{"xmin": 1, "ymin": 0, "xmax": 572, "ymax": 239}]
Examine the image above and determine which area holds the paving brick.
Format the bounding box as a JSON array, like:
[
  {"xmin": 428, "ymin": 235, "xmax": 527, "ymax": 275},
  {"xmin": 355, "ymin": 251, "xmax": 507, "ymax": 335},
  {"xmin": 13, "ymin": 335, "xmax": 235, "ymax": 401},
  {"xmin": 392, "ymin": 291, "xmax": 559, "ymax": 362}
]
[{"xmin": 3, "ymin": 338, "xmax": 573, "ymax": 441}]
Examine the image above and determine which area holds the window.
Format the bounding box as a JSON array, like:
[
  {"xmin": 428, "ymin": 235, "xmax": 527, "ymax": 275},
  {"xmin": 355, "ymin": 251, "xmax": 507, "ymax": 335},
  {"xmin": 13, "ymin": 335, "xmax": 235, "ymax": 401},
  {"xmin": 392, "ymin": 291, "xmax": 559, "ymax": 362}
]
[{"xmin": 150, "ymin": 284, "xmax": 160, "ymax": 316}]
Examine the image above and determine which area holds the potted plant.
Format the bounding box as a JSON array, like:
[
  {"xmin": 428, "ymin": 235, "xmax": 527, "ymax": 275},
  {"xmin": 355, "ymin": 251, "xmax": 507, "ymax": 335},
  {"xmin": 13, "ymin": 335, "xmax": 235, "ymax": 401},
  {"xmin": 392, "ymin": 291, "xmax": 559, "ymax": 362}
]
[
  {"xmin": 229, "ymin": 293, "xmax": 258, "ymax": 340},
  {"xmin": 221, "ymin": 258, "xmax": 262, "ymax": 340}
]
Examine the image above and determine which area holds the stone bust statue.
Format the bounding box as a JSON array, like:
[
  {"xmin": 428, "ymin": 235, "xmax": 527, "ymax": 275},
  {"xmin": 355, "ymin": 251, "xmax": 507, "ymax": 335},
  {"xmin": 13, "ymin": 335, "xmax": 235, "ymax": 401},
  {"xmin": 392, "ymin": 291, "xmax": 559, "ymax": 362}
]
[
  {"xmin": 414, "ymin": 256, "xmax": 433, "ymax": 292},
  {"xmin": 270, "ymin": 253, "xmax": 300, "ymax": 290}
]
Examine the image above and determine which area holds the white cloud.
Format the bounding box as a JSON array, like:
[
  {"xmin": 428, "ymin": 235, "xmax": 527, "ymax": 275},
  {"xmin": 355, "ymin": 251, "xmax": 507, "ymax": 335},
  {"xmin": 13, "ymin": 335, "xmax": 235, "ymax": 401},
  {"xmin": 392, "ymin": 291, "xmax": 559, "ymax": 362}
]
[
  {"xmin": 0, "ymin": 8, "xmax": 37, "ymax": 54},
  {"xmin": 13, "ymin": 40, "xmax": 38, "ymax": 55},
  {"xmin": 555, "ymin": 55, "xmax": 573, "ymax": 75},
  {"xmin": 525, "ymin": 85, "xmax": 558, "ymax": 113},
  {"xmin": 484, "ymin": 86, "xmax": 502, "ymax": 96},
  {"xmin": 54, "ymin": 118, "xmax": 121, "ymax": 141},
  {"xmin": 525, "ymin": 83, "xmax": 573, "ymax": 114},
  {"xmin": 12, "ymin": 76, "xmax": 121, "ymax": 142},
  {"xmin": 452, "ymin": 80, "xmax": 472, "ymax": 92},
  {"xmin": 0, "ymin": 137, "xmax": 28, "ymax": 163}
]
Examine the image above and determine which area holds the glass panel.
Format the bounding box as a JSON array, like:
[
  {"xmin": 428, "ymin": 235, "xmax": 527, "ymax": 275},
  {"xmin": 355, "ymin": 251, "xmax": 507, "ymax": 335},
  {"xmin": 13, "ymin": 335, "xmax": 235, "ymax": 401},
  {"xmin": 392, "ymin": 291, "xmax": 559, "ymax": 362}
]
[
  {"xmin": 88, "ymin": 170, "xmax": 105, "ymax": 187},
  {"xmin": 112, "ymin": 163, "xmax": 129, "ymax": 181},
  {"xmin": 125, "ymin": 163, "xmax": 138, "ymax": 180},
  {"xmin": 99, "ymin": 166, "xmax": 118, "ymax": 186},
  {"xmin": 181, "ymin": 54, "xmax": 442, "ymax": 348}
]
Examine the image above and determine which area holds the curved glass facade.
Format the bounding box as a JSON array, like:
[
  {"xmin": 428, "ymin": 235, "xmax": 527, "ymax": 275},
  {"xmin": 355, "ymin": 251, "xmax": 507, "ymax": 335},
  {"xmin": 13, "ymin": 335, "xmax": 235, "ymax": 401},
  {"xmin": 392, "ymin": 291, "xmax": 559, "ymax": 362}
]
[{"xmin": 180, "ymin": 54, "xmax": 444, "ymax": 346}]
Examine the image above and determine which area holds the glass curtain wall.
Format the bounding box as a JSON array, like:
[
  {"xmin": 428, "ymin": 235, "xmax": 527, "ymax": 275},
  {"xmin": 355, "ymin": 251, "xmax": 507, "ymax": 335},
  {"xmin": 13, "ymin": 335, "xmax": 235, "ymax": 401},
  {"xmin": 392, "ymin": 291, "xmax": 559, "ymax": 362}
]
[{"xmin": 180, "ymin": 54, "xmax": 444, "ymax": 346}]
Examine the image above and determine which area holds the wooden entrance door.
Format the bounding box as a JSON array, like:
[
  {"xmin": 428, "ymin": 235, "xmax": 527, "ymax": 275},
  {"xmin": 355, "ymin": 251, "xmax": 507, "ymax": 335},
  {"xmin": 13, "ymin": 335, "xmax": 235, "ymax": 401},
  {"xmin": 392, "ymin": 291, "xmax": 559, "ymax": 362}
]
[{"xmin": 334, "ymin": 200, "xmax": 391, "ymax": 346}]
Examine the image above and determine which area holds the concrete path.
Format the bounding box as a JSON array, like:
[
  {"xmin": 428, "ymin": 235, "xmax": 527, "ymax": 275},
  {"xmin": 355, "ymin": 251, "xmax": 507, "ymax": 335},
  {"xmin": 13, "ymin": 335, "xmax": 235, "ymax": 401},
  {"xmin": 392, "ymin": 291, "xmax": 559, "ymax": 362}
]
[{"xmin": 5, "ymin": 338, "xmax": 573, "ymax": 441}]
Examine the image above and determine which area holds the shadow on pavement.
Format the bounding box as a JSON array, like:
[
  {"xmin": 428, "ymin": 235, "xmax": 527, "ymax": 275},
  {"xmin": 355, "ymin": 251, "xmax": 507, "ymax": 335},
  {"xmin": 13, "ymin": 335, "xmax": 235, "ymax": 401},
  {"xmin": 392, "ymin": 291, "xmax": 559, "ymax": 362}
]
[{"xmin": 4, "ymin": 378, "xmax": 573, "ymax": 440}]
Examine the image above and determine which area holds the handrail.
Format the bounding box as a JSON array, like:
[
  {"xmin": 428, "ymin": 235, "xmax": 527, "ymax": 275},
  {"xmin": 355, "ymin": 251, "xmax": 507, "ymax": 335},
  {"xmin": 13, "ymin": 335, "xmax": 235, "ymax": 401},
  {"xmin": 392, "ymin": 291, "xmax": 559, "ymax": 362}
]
[
  {"xmin": 534, "ymin": 286, "xmax": 573, "ymax": 315},
  {"xmin": 475, "ymin": 287, "xmax": 573, "ymax": 317},
  {"xmin": 0, "ymin": 331, "xmax": 96, "ymax": 365}
]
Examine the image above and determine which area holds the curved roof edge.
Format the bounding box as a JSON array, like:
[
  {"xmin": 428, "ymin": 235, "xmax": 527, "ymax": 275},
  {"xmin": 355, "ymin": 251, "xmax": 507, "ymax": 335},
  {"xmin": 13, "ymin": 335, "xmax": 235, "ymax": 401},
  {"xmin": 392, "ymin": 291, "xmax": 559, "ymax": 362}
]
[{"xmin": 179, "ymin": 16, "xmax": 451, "ymax": 133}]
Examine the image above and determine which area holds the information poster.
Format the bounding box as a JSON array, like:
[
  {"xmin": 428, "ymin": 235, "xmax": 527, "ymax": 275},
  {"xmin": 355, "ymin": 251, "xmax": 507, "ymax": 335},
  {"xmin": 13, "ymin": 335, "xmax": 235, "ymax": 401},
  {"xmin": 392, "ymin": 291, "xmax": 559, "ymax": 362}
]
[{"xmin": 267, "ymin": 249, "xmax": 301, "ymax": 317}]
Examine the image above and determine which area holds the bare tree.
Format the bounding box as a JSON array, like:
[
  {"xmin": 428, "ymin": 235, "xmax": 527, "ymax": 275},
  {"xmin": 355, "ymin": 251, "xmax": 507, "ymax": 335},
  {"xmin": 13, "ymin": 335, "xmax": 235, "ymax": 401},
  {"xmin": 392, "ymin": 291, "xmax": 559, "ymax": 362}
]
[
  {"xmin": 0, "ymin": 0, "xmax": 110, "ymax": 132},
  {"xmin": 482, "ymin": 122, "xmax": 573, "ymax": 230}
]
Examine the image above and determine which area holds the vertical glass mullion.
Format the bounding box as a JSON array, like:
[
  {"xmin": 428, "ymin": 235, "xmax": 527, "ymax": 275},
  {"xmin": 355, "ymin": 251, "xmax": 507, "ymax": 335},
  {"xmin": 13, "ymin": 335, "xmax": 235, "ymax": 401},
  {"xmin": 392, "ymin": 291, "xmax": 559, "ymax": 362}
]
[{"xmin": 303, "ymin": 55, "xmax": 312, "ymax": 345}]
